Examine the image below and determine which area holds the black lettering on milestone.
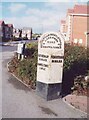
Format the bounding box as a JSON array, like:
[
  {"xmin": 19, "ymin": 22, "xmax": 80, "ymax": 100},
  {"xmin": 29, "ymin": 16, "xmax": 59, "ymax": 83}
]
[
  {"xmin": 40, "ymin": 33, "xmax": 62, "ymax": 49},
  {"xmin": 38, "ymin": 63, "xmax": 48, "ymax": 67},
  {"xmin": 51, "ymin": 55, "xmax": 64, "ymax": 59},
  {"xmin": 38, "ymin": 54, "xmax": 49, "ymax": 58},
  {"xmin": 52, "ymin": 60, "xmax": 62, "ymax": 63},
  {"xmin": 39, "ymin": 58, "xmax": 47, "ymax": 61}
]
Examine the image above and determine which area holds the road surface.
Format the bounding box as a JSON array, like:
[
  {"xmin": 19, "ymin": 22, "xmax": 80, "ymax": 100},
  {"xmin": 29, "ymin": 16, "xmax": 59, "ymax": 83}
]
[{"xmin": 1, "ymin": 45, "xmax": 87, "ymax": 118}]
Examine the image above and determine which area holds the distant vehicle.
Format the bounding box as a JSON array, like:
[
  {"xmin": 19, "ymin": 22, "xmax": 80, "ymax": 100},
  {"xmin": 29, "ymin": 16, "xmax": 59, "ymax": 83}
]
[{"xmin": 32, "ymin": 38, "xmax": 37, "ymax": 40}]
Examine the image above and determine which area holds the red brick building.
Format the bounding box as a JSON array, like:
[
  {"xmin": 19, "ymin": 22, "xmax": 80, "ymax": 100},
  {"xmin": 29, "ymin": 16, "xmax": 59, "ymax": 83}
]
[
  {"xmin": 60, "ymin": 20, "xmax": 66, "ymax": 36},
  {"xmin": 0, "ymin": 20, "xmax": 13, "ymax": 42},
  {"xmin": 0, "ymin": 20, "xmax": 5, "ymax": 41},
  {"xmin": 5, "ymin": 24, "xmax": 13, "ymax": 40},
  {"xmin": 60, "ymin": 5, "xmax": 89, "ymax": 47}
]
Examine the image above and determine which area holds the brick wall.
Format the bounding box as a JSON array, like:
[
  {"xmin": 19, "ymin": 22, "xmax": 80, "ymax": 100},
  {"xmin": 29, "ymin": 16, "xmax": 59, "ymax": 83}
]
[{"xmin": 72, "ymin": 15, "xmax": 88, "ymax": 47}]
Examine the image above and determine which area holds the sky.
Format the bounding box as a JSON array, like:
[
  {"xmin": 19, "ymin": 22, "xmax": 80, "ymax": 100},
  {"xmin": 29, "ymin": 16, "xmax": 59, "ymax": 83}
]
[{"xmin": 0, "ymin": 0, "xmax": 88, "ymax": 33}]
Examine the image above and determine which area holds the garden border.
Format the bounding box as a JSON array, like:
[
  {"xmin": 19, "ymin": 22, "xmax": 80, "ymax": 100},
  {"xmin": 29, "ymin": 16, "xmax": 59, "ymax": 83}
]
[
  {"xmin": 63, "ymin": 96, "xmax": 88, "ymax": 115},
  {"xmin": 7, "ymin": 60, "xmax": 35, "ymax": 91}
]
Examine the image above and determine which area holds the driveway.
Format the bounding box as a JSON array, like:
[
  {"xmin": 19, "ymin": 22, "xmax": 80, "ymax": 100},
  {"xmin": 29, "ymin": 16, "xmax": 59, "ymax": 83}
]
[{"xmin": 1, "ymin": 45, "xmax": 87, "ymax": 118}]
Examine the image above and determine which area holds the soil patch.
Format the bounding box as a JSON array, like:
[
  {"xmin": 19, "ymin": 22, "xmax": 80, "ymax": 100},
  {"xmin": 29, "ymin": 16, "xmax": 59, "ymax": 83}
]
[{"xmin": 63, "ymin": 95, "xmax": 88, "ymax": 114}]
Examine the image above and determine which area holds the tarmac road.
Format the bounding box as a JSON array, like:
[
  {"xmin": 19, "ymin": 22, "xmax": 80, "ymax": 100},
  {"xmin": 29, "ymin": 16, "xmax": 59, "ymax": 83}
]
[{"xmin": 1, "ymin": 45, "xmax": 87, "ymax": 118}]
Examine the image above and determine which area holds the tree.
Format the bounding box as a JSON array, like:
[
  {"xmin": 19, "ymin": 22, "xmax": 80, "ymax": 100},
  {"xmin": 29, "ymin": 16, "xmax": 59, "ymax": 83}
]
[{"xmin": 19, "ymin": 29, "xmax": 22, "ymax": 38}]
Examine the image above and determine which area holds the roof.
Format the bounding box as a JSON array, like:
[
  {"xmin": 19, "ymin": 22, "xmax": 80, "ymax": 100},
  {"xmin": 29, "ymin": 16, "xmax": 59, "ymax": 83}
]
[
  {"xmin": 22, "ymin": 27, "xmax": 32, "ymax": 30},
  {"xmin": 74, "ymin": 5, "xmax": 87, "ymax": 14},
  {"xmin": 0, "ymin": 20, "xmax": 13, "ymax": 27},
  {"xmin": 67, "ymin": 5, "xmax": 88, "ymax": 15},
  {"xmin": 61, "ymin": 20, "xmax": 66, "ymax": 24},
  {"xmin": 8, "ymin": 24, "xmax": 13, "ymax": 27},
  {"xmin": 0, "ymin": 20, "xmax": 4, "ymax": 25},
  {"xmin": 67, "ymin": 9, "xmax": 74, "ymax": 14}
]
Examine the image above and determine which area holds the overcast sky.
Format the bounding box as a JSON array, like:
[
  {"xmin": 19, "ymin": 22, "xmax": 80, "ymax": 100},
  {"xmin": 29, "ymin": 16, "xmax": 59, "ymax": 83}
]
[{"xmin": 0, "ymin": 0, "xmax": 88, "ymax": 33}]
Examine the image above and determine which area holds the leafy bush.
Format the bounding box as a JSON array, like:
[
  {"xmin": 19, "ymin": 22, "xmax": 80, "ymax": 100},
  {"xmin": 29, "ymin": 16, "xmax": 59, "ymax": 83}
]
[
  {"xmin": 17, "ymin": 58, "xmax": 37, "ymax": 82},
  {"xmin": 9, "ymin": 42, "xmax": 37, "ymax": 89},
  {"xmin": 9, "ymin": 43, "xmax": 88, "ymax": 92},
  {"xmin": 26, "ymin": 42, "xmax": 38, "ymax": 49},
  {"xmin": 62, "ymin": 44, "xmax": 88, "ymax": 95},
  {"xmin": 64, "ymin": 44, "xmax": 87, "ymax": 74}
]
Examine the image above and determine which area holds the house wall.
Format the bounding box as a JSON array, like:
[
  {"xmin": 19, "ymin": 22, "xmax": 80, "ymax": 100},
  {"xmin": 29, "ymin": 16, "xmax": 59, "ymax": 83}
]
[{"xmin": 72, "ymin": 15, "xmax": 88, "ymax": 47}]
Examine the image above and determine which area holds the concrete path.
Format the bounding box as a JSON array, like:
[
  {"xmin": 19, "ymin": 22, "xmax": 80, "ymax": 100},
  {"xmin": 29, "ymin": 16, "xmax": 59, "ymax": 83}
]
[{"xmin": 1, "ymin": 46, "xmax": 87, "ymax": 118}]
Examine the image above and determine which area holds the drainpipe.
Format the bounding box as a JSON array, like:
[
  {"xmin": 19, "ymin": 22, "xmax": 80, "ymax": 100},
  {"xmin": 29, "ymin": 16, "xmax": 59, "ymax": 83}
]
[{"xmin": 71, "ymin": 14, "xmax": 74, "ymax": 45}]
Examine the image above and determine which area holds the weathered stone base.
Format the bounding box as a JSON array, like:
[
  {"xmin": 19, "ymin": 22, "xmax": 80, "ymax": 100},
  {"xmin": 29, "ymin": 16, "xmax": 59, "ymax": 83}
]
[{"xmin": 36, "ymin": 81, "xmax": 62, "ymax": 101}]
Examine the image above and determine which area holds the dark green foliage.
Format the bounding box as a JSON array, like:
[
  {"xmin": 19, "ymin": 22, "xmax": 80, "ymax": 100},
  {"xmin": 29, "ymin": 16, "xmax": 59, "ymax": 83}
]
[
  {"xmin": 64, "ymin": 44, "xmax": 87, "ymax": 74},
  {"xmin": 17, "ymin": 59, "xmax": 37, "ymax": 83},
  {"xmin": 62, "ymin": 44, "xmax": 88, "ymax": 95},
  {"xmin": 17, "ymin": 42, "xmax": 38, "ymax": 88},
  {"xmin": 9, "ymin": 43, "xmax": 88, "ymax": 93}
]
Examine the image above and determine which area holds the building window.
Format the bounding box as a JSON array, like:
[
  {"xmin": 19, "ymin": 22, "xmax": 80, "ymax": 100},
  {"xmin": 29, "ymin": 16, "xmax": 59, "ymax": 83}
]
[
  {"xmin": 74, "ymin": 39, "xmax": 78, "ymax": 44},
  {"xmin": 79, "ymin": 39, "xmax": 82, "ymax": 44}
]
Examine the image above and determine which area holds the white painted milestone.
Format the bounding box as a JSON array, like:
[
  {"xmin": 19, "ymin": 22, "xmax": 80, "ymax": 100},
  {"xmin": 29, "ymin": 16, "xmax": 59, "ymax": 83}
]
[{"xmin": 37, "ymin": 32, "xmax": 64, "ymax": 84}]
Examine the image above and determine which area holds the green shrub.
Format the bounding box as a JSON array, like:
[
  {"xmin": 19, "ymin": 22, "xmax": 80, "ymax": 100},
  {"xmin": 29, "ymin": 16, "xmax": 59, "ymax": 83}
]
[
  {"xmin": 26, "ymin": 42, "xmax": 38, "ymax": 49},
  {"xmin": 17, "ymin": 42, "xmax": 38, "ymax": 87},
  {"xmin": 9, "ymin": 43, "xmax": 88, "ymax": 92},
  {"xmin": 64, "ymin": 45, "xmax": 87, "ymax": 74},
  {"xmin": 62, "ymin": 44, "xmax": 88, "ymax": 95}
]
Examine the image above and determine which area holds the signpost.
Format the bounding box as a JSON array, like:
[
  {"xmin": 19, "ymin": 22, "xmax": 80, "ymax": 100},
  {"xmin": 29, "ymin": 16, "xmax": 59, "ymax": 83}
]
[
  {"xmin": 36, "ymin": 32, "xmax": 64, "ymax": 100},
  {"xmin": 17, "ymin": 43, "xmax": 25, "ymax": 60}
]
